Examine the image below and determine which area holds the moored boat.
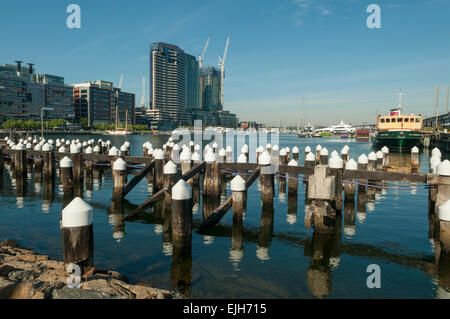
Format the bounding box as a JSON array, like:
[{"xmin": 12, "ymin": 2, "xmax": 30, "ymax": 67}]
[{"xmin": 372, "ymin": 92, "xmax": 423, "ymax": 150}]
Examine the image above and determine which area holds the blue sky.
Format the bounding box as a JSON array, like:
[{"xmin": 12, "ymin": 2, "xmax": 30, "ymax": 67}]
[{"xmin": 0, "ymin": 0, "xmax": 449, "ymax": 126}]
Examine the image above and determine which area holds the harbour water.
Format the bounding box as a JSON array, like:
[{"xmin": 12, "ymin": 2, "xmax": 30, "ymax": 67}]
[{"xmin": 1, "ymin": 133, "xmax": 449, "ymax": 299}]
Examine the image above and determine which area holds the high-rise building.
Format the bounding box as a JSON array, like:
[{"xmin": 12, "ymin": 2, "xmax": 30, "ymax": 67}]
[
  {"xmin": 185, "ymin": 53, "xmax": 199, "ymax": 110},
  {"xmin": 149, "ymin": 42, "xmax": 193, "ymax": 125},
  {"xmin": 0, "ymin": 61, "xmax": 73, "ymax": 123},
  {"xmin": 72, "ymin": 80, "xmax": 135, "ymax": 127},
  {"xmin": 200, "ymin": 66, "xmax": 222, "ymax": 111}
]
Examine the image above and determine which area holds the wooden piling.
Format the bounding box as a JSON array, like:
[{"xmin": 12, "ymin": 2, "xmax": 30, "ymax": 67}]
[
  {"xmin": 14, "ymin": 144, "xmax": 27, "ymax": 178},
  {"xmin": 315, "ymin": 145, "xmax": 322, "ymax": 164},
  {"xmin": 112, "ymin": 158, "xmax": 127, "ymax": 200},
  {"xmin": 153, "ymin": 149, "xmax": 165, "ymax": 192},
  {"xmin": 319, "ymin": 148, "xmax": 328, "ymax": 166},
  {"xmin": 259, "ymin": 151, "xmax": 274, "ymax": 207},
  {"xmin": 203, "ymin": 152, "xmax": 220, "ymax": 198},
  {"xmin": 43, "ymin": 144, "xmax": 55, "ymax": 179},
  {"xmin": 60, "ymin": 156, "xmax": 74, "ymax": 195},
  {"xmin": 411, "ymin": 146, "xmax": 420, "ymax": 173},
  {"xmin": 287, "ymin": 159, "xmax": 299, "ymax": 196},
  {"xmin": 344, "ymin": 159, "xmax": 357, "ymax": 202},
  {"xmin": 231, "ymin": 175, "xmax": 246, "ymax": 222},
  {"xmin": 357, "ymin": 154, "xmax": 368, "ymax": 212},
  {"xmin": 61, "ymin": 197, "xmax": 94, "ymax": 275},
  {"xmin": 171, "ymin": 180, "xmax": 193, "ymax": 248}
]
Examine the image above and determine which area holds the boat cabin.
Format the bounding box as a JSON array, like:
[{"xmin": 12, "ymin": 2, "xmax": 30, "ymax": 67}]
[{"xmin": 376, "ymin": 114, "xmax": 422, "ymax": 131}]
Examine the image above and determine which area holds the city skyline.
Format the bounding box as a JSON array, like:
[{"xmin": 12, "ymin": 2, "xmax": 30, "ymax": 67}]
[{"xmin": 0, "ymin": 0, "xmax": 449, "ymax": 126}]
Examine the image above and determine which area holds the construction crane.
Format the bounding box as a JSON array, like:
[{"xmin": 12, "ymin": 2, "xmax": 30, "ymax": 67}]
[
  {"xmin": 198, "ymin": 34, "xmax": 211, "ymax": 70},
  {"xmin": 140, "ymin": 75, "xmax": 146, "ymax": 108},
  {"xmin": 118, "ymin": 72, "xmax": 124, "ymax": 89},
  {"xmin": 218, "ymin": 34, "xmax": 230, "ymax": 107}
]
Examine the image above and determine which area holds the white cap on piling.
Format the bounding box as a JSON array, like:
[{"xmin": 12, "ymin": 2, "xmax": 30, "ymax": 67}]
[
  {"xmin": 266, "ymin": 143, "xmax": 272, "ymax": 150},
  {"xmin": 305, "ymin": 152, "xmax": 315, "ymax": 162},
  {"xmin": 292, "ymin": 146, "xmax": 299, "ymax": 154},
  {"xmin": 329, "ymin": 154, "xmax": 344, "ymax": 168},
  {"xmin": 368, "ymin": 152, "xmax": 377, "ymax": 161},
  {"xmin": 241, "ymin": 144, "xmax": 249, "ymax": 153},
  {"xmin": 316, "ymin": 145, "xmax": 322, "ymax": 151},
  {"xmin": 120, "ymin": 144, "xmax": 127, "ymax": 152},
  {"xmin": 256, "ymin": 146, "xmax": 264, "ymax": 153},
  {"xmin": 189, "ymin": 141, "xmax": 195, "ymax": 146},
  {"xmin": 217, "ymin": 148, "xmax": 225, "ymax": 157},
  {"xmin": 106, "ymin": 140, "xmax": 111, "ymax": 145},
  {"xmin": 285, "ymin": 147, "xmax": 290, "ymax": 153},
  {"xmin": 162, "ymin": 144, "xmax": 167, "ymax": 150},
  {"xmin": 147, "ymin": 147, "xmax": 154, "ymax": 155},
  {"xmin": 58, "ymin": 146, "xmax": 66, "ymax": 153},
  {"xmin": 231, "ymin": 175, "xmax": 246, "ymax": 192},
  {"xmin": 430, "ymin": 157, "xmax": 441, "ymax": 173},
  {"xmin": 376, "ymin": 151, "xmax": 384, "ymax": 159},
  {"xmin": 168, "ymin": 137, "xmax": 174, "ymax": 142},
  {"xmin": 437, "ymin": 160, "xmax": 450, "ymax": 176},
  {"xmin": 169, "ymin": 142, "xmax": 175, "ymax": 148},
  {"xmin": 173, "ymin": 144, "xmax": 180, "ymax": 151},
  {"xmin": 82, "ymin": 141, "xmax": 87, "ymax": 147},
  {"xmin": 124, "ymin": 141, "xmax": 130, "ymax": 148},
  {"xmin": 65, "ymin": 140, "xmax": 70, "ymax": 145},
  {"xmin": 345, "ymin": 158, "xmax": 357, "ymax": 170},
  {"xmin": 70, "ymin": 144, "xmax": 80, "ymax": 154},
  {"xmin": 381, "ymin": 146, "xmax": 389, "ymax": 154},
  {"xmin": 331, "ymin": 150, "xmax": 339, "ymax": 158},
  {"xmin": 42, "ymin": 143, "xmax": 51, "ymax": 152},
  {"xmin": 93, "ymin": 145, "xmax": 101, "ymax": 153},
  {"xmin": 212, "ymin": 142, "xmax": 218, "ymax": 149},
  {"xmin": 108, "ymin": 146, "xmax": 119, "ymax": 156},
  {"xmin": 288, "ymin": 159, "xmax": 298, "ymax": 166},
  {"xmin": 226, "ymin": 145, "xmax": 232, "ymax": 153},
  {"xmin": 172, "ymin": 179, "xmax": 192, "ymax": 200},
  {"xmin": 48, "ymin": 139, "xmax": 54, "ymax": 145},
  {"xmin": 258, "ymin": 151, "xmax": 272, "ymax": 165},
  {"xmin": 439, "ymin": 199, "xmax": 450, "ymax": 221},
  {"xmin": 56, "ymin": 142, "xmax": 61, "ymax": 148},
  {"xmin": 279, "ymin": 149, "xmax": 287, "ymax": 156},
  {"xmin": 411, "ymin": 146, "xmax": 419, "ymax": 153},
  {"xmin": 62, "ymin": 197, "xmax": 93, "ymax": 228},
  {"xmin": 194, "ymin": 144, "xmax": 201, "ymax": 151},
  {"xmin": 34, "ymin": 144, "xmax": 42, "ymax": 151},
  {"xmin": 305, "ymin": 146, "xmax": 311, "ymax": 153},
  {"xmin": 153, "ymin": 149, "xmax": 165, "ymax": 160},
  {"xmin": 16, "ymin": 143, "xmax": 25, "ymax": 151},
  {"xmin": 163, "ymin": 160, "xmax": 177, "ymax": 174},
  {"xmin": 272, "ymin": 144, "xmax": 279, "ymax": 152},
  {"xmin": 205, "ymin": 150, "xmax": 216, "ymax": 163},
  {"xmin": 60, "ymin": 156, "xmax": 72, "ymax": 168},
  {"xmin": 113, "ymin": 158, "xmax": 127, "ymax": 171},
  {"xmin": 341, "ymin": 147, "xmax": 348, "ymax": 155},
  {"xmin": 180, "ymin": 149, "xmax": 192, "ymax": 161},
  {"xmin": 85, "ymin": 146, "xmax": 93, "ymax": 154},
  {"xmin": 192, "ymin": 152, "xmax": 201, "ymax": 162},
  {"xmin": 432, "ymin": 148, "xmax": 441, "ymax": 158},
  {"xmin": 237, "ymin": 153, "xmax": 247, "ymax": 163},
  {"xmin": 358, "ymin": 154, "xmax": 368, "ymax": 164},
  {"xmin": 26, "ymin": 143, "xmax": 32, "ymax": 149},
  {"xmin": 320, "ymin": 148, "xmax": 328, "ymax": 156}
]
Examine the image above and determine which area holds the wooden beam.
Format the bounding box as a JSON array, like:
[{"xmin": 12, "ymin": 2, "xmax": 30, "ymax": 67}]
[
  {"xmin": 181, "ymin": 162, "xmax": 205, "ymax": 182},
  {"xmin": 197, "ymin": 196, "xmax": 233, "ymax": 234},
  {"xmin": 343, "ymin": 170, "xmax": 427, "ymax": 183},
  {"xmin": 428, "ymin": 174, "xmax": 450, "ymax": 185},
  {"xmin": 245, "ymin": 167, "xmax": 260, "ymax": 187},
  {"xmin": 122, "ymin": 160, "xmax": 155, "ymax": 197},
  {"xmin": 279, "ymin": 165, "xmax": 314, "ymax": 176},
  {"xmin": 124, "ymin": 188, "xmax": 167, "ymax": 221},
  {"xmin": 220, "ymin": 163, "xmax": 258, "ymax": 172}
]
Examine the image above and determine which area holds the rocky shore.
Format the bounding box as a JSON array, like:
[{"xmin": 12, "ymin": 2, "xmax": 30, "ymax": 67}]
[{"xmin": 0, "ymin": 240, "xmax": 174, "ymax": 299}]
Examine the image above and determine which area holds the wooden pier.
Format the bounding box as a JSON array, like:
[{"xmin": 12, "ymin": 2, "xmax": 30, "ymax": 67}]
[{"xmin": 1, "ymin": 135, "xmax": 450, "ymax": 284}]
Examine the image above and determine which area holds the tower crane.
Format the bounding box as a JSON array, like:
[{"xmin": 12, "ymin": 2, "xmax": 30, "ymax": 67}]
[
  {"xmin": 119, "ymin": 72, "xmax": 124, "ymax": 89},
  {"xmin": 198, "ymin": 35, "xmax": 211, "ymax": 70},
  {"xmin": 140, "ymin": 75, "xmax": 146, "ymax": 108},
  {"xmin": 218, "ymin": 34, "xmax": 230, "ymax": 107}
]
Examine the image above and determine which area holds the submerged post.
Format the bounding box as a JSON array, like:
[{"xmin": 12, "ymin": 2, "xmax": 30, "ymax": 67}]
[{"xmin": 61, "ymin": 197, "xmax": 94, "ymax": 274}]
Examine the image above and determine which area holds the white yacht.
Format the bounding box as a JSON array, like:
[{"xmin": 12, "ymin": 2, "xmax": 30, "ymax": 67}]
[{"xmin": 313, "ymin": 121, "xmax": 355, "ymax": 136}]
